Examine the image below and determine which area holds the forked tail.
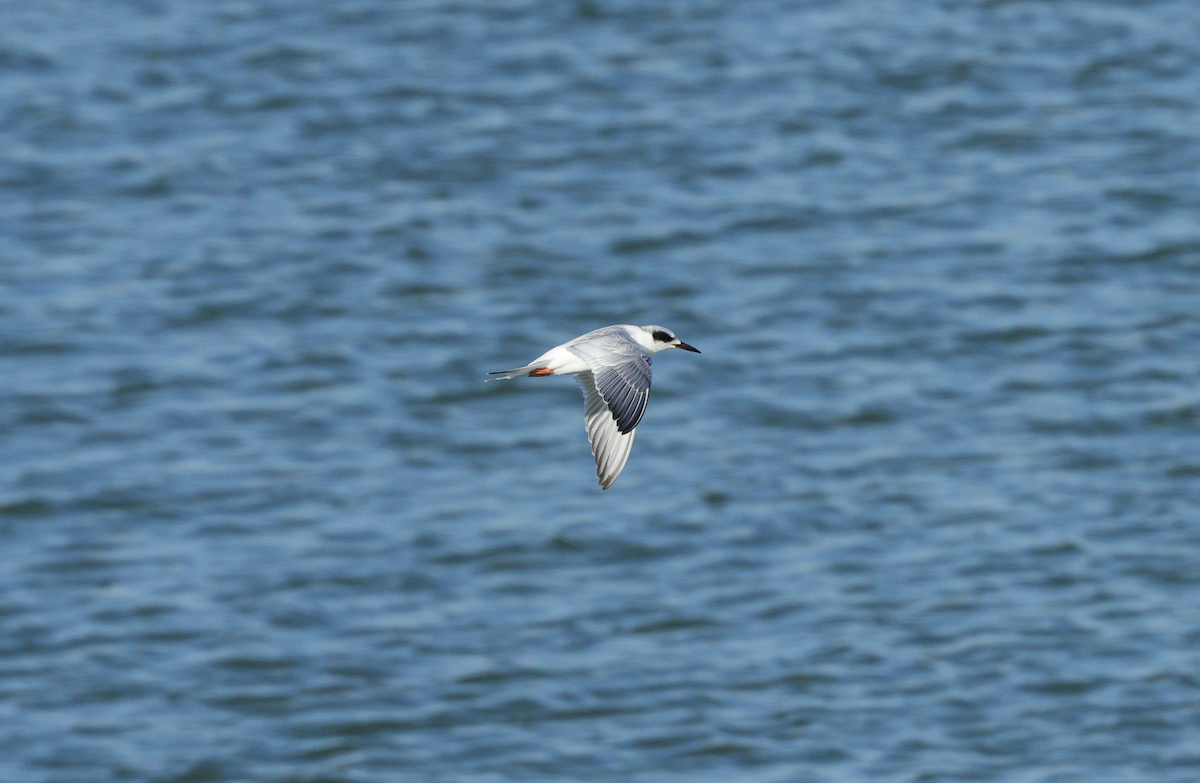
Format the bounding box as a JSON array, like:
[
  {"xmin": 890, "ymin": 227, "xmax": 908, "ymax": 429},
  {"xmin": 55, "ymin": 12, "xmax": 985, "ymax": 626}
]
[{"xmin": 485, "ymin": 363, "xmax": 548, "ymax": 382}]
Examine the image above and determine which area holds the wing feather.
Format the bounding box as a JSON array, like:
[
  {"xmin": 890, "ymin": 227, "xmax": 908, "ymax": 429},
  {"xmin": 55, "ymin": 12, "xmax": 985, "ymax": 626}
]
[
  {"xmin": 576, "ymin": 371, "xmax": 637, "ymax": 489},
  {"xmin": 567, "ymin": 330, "xmax": 653, "ymax": 435},
  {"xmin": 565, "ymin": 328, "xmax": 656, "ymax": 489}
]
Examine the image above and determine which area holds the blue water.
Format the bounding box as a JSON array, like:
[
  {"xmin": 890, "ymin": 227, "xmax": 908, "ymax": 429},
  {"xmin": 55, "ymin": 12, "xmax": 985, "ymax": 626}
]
[{"xmin": 3, "ymin": 1, "xmax": 1200, "ymax": 781}]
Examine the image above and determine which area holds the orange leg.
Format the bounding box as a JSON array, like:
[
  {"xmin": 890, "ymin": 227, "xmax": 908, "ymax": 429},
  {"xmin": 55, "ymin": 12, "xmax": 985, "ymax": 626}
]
[{"xmin": 530, "ymin": 367, "xmax": 553, "ymax": 377}]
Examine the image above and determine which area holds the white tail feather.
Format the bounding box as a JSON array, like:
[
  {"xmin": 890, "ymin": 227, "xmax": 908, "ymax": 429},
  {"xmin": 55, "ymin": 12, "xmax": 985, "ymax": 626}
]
[{"xmin": 485, "ymin": 363, "xmax": 544, "ymax": 382}]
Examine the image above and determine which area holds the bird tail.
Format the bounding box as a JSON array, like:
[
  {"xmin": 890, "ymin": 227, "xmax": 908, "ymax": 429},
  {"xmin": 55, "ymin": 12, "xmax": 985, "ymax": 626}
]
[{"xmin": 485, "ymin": 363, "xmax": 548, "ymax": 382}]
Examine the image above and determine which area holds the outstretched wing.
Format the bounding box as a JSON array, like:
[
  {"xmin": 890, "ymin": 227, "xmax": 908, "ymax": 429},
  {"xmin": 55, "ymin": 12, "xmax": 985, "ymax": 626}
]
[
  {"xmin": 568, "ymin": 330, "xmax": 653, "ymax": 489},
  {"xmin": 567, "ymin": 331, "xmax": 653, "ymax": 435},
  {"xmin": 576, "ymin": 371, "xmax": 638, "ymax": 490}
]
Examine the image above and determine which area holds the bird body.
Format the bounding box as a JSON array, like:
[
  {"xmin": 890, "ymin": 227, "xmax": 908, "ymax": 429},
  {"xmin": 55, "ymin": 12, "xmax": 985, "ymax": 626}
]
[{"xmin": 487, "ymin": 324, "xmax": 700, "ymax": 489}]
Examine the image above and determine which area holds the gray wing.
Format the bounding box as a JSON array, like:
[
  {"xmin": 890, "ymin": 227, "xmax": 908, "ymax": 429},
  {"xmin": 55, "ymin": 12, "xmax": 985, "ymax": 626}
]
[
  {"xmin": 567, "ymin": 331, "xmax": 653, "ymax": 435},
  {"xmin": 575, "ymin": 371, "xmax": 638, "ymax": 490}
]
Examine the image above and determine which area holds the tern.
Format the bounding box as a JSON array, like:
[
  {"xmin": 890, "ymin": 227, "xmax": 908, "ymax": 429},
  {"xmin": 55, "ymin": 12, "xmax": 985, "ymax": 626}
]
[{"xmin": 487, "ymin": 325, "xmax": 701, "ymax": 489}]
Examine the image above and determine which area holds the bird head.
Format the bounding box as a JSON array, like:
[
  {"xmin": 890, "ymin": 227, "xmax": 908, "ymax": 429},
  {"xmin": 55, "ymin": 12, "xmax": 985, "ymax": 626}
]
[{"xmin": 639, "ymin": 325, "xmax": 701, "ymax": 354}]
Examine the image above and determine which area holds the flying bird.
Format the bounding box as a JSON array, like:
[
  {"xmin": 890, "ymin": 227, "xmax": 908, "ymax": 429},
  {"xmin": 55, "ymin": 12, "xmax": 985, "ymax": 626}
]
[{"xmin": 487, "ymin": 324, "xmax": 700, "ymax": 489}]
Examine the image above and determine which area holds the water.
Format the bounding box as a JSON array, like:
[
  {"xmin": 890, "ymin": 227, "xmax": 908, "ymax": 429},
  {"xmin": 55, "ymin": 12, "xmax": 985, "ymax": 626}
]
[{"xmin": 2, "ymin": 1, "xmax": 1200, "ymax": 781}]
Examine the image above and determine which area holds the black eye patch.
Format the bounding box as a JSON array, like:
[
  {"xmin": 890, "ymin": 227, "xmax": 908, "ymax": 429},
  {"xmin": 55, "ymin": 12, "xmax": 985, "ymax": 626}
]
[{"xmin": 652, "ymin": 331, "xmax": 673, "ymax": 342}]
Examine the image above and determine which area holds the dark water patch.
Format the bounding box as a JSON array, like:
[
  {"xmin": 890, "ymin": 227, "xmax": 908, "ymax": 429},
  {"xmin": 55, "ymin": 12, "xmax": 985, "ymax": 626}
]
[
  {"xmin": 753, "ymin": 402, "xmax": 898, "ymax": 431},
  {"xmin": 629, "ymin": 732, "xmax": 696, "ymax": 750},
  {"xmin": 754, "ymin": 403, "xmax": 829, "ymax": 431},
  {"xmin": 379, "ymin": 282, "xmax": 458, "ymax": 300},
  {"xmin": 0, "ymin": 338, "xmax": 77, "ymax": 357},
  {"xmin": 215, "ymin": 655, "xmax": 301, "ymax": 673},
  {"xmin": 30, "ymin": 554, "xmax": 121, "ymax": 576},
  {"xmin": 0, "ymin": 497, "xmax": 54, "ymax": 518},
  {"xmin": 1072, "ymin": 43, "xmax": 1197, "ymax": 88},
  {"xmin": 109, "ymin": 367, "xmax": 162, "ymax": 401},
  {"xmin": 16, "ymin": 405, "xmax": 90, "ymax": 426},
  {"xmin": 68, "ymin": 489, "xmax": 155, "ymax": 514},
  {"xmin": 545, "ymin": 533, "xmax": 691, "ymax": 565},
  {"xmin": 1123, "ymin": 560, "xmax": 1200, "ymax": 588},
  {"xmin": 163, "ymin": 298, "xmax": 267, "ymax": 329},
  {"xmin": 302, "ymin": 713, "xmax": 448, "ymax": 739},
  {"xmin": 156, "ymin": 760, "xmax": 231, "ymax": 783},
  {"xmin": 799, "ymin": 148, "xmax": 845, "ymax": 167},
  {"xmin": 1056, "ymin": 449, "xmax": 1120, "ymax": 471},
  {"xmin": 610, "ymin": 230, "xmax": 712, "ymax": 255},
  {"xmin": 120, "ymin": 173, "xmax": 172, "ymax": 198},
  {"xmin": 455, "ymin": 666, "xmax": 551, "ymax": 686},
  {"xmin": 136, "ymin": 628, "xmax": 208, "ymax": 645},
  {"xmin": 960, "ymin": 325, "xmax": 1051, "ymax": 345},
  {"xmin": 705, "ymin": 162, "xmax": 754, "ymax": 179},
  {"xmin": 433, "ymin": 542, "xmax": 529, "ymax": 567},
  {"xmin": 208, "ymin": 691, "xmax": 296, "ymax": 717},
  {"xmin": 684, "ymin": 740, "xmax": 761, "ymax": 760},
  {"xmin": 248, "ymin": 93, "xmax": 303, "ymax": 112},
  {"xmin": 1106, "ymin": 186, "xmax": 1178, "ymax": 210},
  {"xmin": 0, "ymin": 160, "xmax": 58, "ymax": 190},
  {"xmin": 1063, "ymin": 240, "xmax": 1200, "ymax": 268},
  {"xmin": 629, "ymin": 616, "xmax": 719, "ymax": 635},
  {"xmin": 1143, "ymin": 403, "xmax": 1199, "ymax": 428},
  {"xmin": 243, "ymin": 43, "xmax": 331, "ymax": 73},
  {"xmin": 1027, "ymin": 416, "xmax": 1126, "ymax": 436},
  {"xmin": 728, "ymin": 207, "xmax": 823, "ymax": 234},
  {"xmin": 873, "ymin": 57, "xmax": 976, "ymax": 93},
  {"xmin": 842, "ymin": 406, "xmax": 896, "ymax": 427},
  {"xmin": 91, "ymin": 602, "xmax": 178, "ymax": 622},
  {"xmin": 952, "ymin": 128, "xmax": 1043, "ymax": 153},
  {"xmin": 1022, "ymin": 678, "xmax": 1110, "ymax": 696},
  {"xmin": 1027, "ymin": 540, "xmax": 1084, "ymax": 558},
  {"xmin": 272, "ymin": 376, "xmax": 352, "ymax": 394},
  {"xmin": 0, "ymin": 44, "xmax": 55, "ymax": 72}
]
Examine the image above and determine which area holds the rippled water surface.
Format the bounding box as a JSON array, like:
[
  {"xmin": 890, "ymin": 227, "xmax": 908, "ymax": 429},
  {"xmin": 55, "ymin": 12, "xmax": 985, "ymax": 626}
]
[{"xmin": 3, "ymin": 1, "xmax": 1200, "ymax": 781}]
